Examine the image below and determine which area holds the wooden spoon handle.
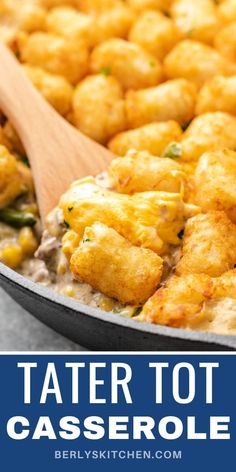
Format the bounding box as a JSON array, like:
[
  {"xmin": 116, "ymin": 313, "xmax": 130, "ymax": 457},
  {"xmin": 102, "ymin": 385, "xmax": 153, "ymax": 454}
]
[
  {"xmin": 0, "ymin": 42, "xmax": 54, "ymax": 140},
  {"xmin": 0, "ymin": 42, "xmax": 113, "ymax": 223}
]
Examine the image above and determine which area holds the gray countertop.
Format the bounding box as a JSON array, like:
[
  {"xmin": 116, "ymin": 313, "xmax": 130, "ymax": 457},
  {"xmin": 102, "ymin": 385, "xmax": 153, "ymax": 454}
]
[{"xmin": 0, "ymin": 288, "xmax": 87, "ymax": 351}]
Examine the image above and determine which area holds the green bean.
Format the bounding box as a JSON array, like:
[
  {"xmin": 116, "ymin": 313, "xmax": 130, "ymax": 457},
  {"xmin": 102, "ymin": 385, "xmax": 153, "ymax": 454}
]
[{"xmin": 0, "ymin": 208, "xmax": 36, "ymax": 228}]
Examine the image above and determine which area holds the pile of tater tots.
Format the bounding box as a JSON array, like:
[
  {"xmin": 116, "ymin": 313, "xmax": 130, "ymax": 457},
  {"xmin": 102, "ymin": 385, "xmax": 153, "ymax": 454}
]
[{"xmin": 1, "ymin": 0, "xmax": 236, "ymax": 335}]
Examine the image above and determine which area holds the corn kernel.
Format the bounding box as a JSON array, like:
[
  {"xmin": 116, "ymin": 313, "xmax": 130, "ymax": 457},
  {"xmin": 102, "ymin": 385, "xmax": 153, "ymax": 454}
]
[
  {"xmin": 18, "ymin": 227, "xmax": 38, "ymax": 255},
  {"xmin": 62, "ymin": 285, "xmax": 75, "ymax": 298},
  {"xmin": 21, "ymin": 203, "xmax": 38, "ymax": 216},
  {"xmin": 99, "ymin": 296, "xmax": 114, "ymax": 312},
  {"xmin": 0, "ymin": 245, "xmax": 23, "ymax": 269},
  {"xmin": 57, "ymin": 253, "xmax": 68, "ymax": 275}
]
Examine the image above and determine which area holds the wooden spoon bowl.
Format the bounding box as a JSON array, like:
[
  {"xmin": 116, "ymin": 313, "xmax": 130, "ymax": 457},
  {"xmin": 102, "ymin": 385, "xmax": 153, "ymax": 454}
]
[{"xmin": 0, "ymin": 42, "xmax": 114, "ymax": 224}]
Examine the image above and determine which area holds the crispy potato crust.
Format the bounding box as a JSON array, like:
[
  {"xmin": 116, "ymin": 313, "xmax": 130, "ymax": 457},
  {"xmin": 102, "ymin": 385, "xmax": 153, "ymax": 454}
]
[
  {"xmin": 70, "ymin": 223, "xmax": 163, "ymax": 305},
  {"xmin": 176, "ymin": 211, "xmax": 236, "ymax": 277},
  {"xmin": 60, "ymin": 177, "xmax": 185, "ymax": 254}
]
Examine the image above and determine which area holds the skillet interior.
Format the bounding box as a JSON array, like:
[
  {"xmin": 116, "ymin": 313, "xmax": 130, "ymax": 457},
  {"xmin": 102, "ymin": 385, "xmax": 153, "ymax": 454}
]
[{"xmin": 0, "ymin": 262, "xmax": 236, "ymax": 351}]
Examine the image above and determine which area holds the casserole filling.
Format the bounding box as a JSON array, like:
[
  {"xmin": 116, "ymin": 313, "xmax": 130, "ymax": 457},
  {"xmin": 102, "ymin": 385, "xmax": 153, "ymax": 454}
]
[{"xmin": 0, "ymin": 0, "xmax": 236, "ymax": 335}]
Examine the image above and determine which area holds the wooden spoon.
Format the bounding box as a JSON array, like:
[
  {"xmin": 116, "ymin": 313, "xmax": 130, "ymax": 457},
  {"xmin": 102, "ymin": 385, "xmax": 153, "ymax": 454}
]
[{"xmin": 0, "ymin": 42, "xmax": 114, "ymax": 225}]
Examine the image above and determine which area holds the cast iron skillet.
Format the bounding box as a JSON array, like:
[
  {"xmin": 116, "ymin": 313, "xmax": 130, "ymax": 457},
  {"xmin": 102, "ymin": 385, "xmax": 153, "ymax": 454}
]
[{"xmin": 0, "ymin": 262, "xmax": 236, "ymax": 351}]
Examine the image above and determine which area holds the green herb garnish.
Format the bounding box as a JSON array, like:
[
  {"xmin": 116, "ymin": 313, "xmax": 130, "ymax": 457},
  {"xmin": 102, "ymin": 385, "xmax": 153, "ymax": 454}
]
[
  {"xmin": 22, "ymin": 157, "xmax": 30, "ymax": 167},
  {"xmin": 83, "ymin": 238, "xmax": 91, "ymax": 243},
  {"xmin": 162, "ymin": 142, "xmax": 182, "ymax": 159},
  {"xmin": 100, "ymin": 66, "xmax": 111, "ymax": 77},
  {"xmin": 187, "ymin": 28, "xmax": 194, "ymax": 37},
  {"xmin": 149, "ymin": 60, "xmax": 156, "ymax": 68},
  {"xmin": 68, "ymin": 207, "xmax": 74, "ymax": 212}
]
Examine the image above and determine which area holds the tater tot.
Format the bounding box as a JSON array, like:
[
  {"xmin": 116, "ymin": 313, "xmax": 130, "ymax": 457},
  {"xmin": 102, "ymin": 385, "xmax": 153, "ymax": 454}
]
[
  {"xmin": 70, "ymin": 223, "xmax": 163, "ymax": 305},
  {"xmin": 171, "ymin": 0, "xmax": 221, "ymax": 45},
  {"xmin": 14, "ymin": 2, "xmax": 46, "ymax": 33},
  {"xmin": 125, "ymin": 79, "xmax": 196, "ymax": 129},
  {"xmin": 45, "ymin": 6, "xmax": 93, "ymax": 45},
  {"xmin": 0, "ymin": 0, "xmax": 46, "ymax": 33},
  {"xmin": 219, "ymin": 0, "xmax": 236, "ymax": 24},
  {"xmin": 72, "ymin": 74, "xmax": 126, "ymax": 144},
  {"xmin": 60, "ymin": 177, "xmax": 185, "ymax": 254},
  {"xmin": 0, "ymin": 145, "xmax": 24, "ymax": 208},
  {"xmin": 90, "ymin": 6, "xmax": 135, "ymax": 46},
  {"xmin": 90, "ymin": 39, "xmax": 163, "ymax": 91},
  {"xmin": 214, "ymin": 22, "xmax": 236, "ymax": 62},
  {"xmin": 129, "ymin": 10, "xmax": 179, "ymax": 61},
  {"xmin": 108, "ymin": 121, "xmax": 182, "ymax": 156},
  {"xmin": 108, "ymin": 150, "xmax": 185, "ymax": 194},
  {"xmin": 141, "ymin": 269, "xmax": 236, "ymax": 333},
  {"xmin": 194, "ymin": 149, "xmax": 236, "ymax": 224},
  {"xmin": 23, "ymin": 65, "xmax": 73, "ymax": 116},
  {"xmin": 127, "ymin": 0, "xmax": 173, "ymax": 14},
  {"xmin": 140, "ymin": 273, "xmax": 214, "ymax": 327},
  {"xmin": 198, "ymin": 298, "xmax": 236, "ymax": 335},
  {"xmin": 1, "ymin": 122, "xmax": 24, "ymax": 156},
  {"xmin": 196, "ymin": 76, "xmax": 236, "ymax": 116},
  {"xmin": 19, "ymin": 32, "xmax": 89, "ymax": 84},
  {"xmin": 214, "ymin": 270, "xmax": 236, "ymax": 299},
  {"xmin": 176, "ymin": 211, "xmax": 236, "ymax": 277},
  {"xmin": 179, "ymin": 112, "xmax": 236, "ymax": 161},
  {"xmin": 41, "ymin": 0, "xmax": 77, "ymax": 7},
  {"xmin": 164, "ymin": 40, "xmax": 236, "ymax": 89},
  {"xmin": 77, "ymin": 0, "xmax": 123, "ymax": 13}
]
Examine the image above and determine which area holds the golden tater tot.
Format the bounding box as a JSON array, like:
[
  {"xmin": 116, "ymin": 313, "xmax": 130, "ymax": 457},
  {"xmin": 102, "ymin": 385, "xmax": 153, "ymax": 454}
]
[
  {"xmin": 214, "ymin": 270, "xmax": 236, "ymax": 299},
  {"xmin": 90, "ymin": 5, "xmax": 135, "ymax": 46},
  {"xmin": 0, "ymin": 0, "xmax": 46, "ymax": 34},
  {"xmin": 0, "ymin": 145, "xmax": 24, "ymax": 209},
  {"xmin": 180, "ymin": 112, "xmax": 236, "ymax": 161},
  {"xmin": 129, "ymin": 10, "xmax": 179, "ymax": 61},
  {"xmin": 41, "ymin": 0, "xmax": 77, "ymax": 7},
  {"xmin": 197, "ymin": 270, "xmax": 236, "ymax": 335},
  {"xmin": 141, "ymin": 270, "xmax": 236, "ymax": 333},
  {"xmin": 171, "ymin": 0, "xmax": 221, "ymax": 45},
  {"xmin": 176, "ymin": 211, "xmax": 236, "ymax": 277},
  {"xmin": 59, "ymin": 177, "xmax": 185, "ymax": 254},
  {"xmin": 90, "ymin": 39, "xmax": 163, "ymax": 91},
  {"xmin": 14, "ymin": 2, "xmax": 46, "ymax": 33},
  {"xmin": 194, "ymin": 149, "xmax": 236, "ymax": 224},
  {"xmin": 45, "ymin": 6, "xmax": 93, "ymax": 45},
  {"xmin": 72, "ymin": 74, "xmax": 126, "ymax": 144},
  {"xmin": 1, "ymin": 122, "xmax": 24, "ymax": 156},
  {"xmin": 164, "ymin": 40, "xmax": 236, "ymax": 89},
  {"xmin": 23, "ymin": 65, "xmax": 73, "ymax": 116},
  {"xmin": 196, "ymin": 76, "xmax": 236, "ymax": 116},
  {"xmin": 140, "ymin": 273, "xmax": 214, "ymax": 327},
  {"xmin": 77, "ymin": 0, "xmax": 123, "ymax": 14},
  {"xmin": 108, "ymin": 121, "xmax": 182, "ymax": 156},
  {"xmin": 125, "ymin": 79, "xmax": 196, "ymax": 129},
  {"xmin": 70, "ymin": 223, "xmax": 163, "ymax": 305},
  {"xmin": 19, "ymin": 32, "xmax": 89, "ymax": 84},
  {"xmin": 127, "ymin": 0, "xmax": 173, "ymax": 14},
  {"xmin": 219, "ymin": 0, "xmax": 236, "ymax": 24},
  {"xmin": 17, "ymin": 162, "xmax": 34, "ymax": 196},
  {"xmin": 108, "ymin": 150, "xmax": 184, "ymax": 194},
  {"xmin": 198, "ymin": 299, "xmax": 236, "ymax": 335},
  {"xmin": 214, "ymin": 22, "xmax": 236, "ymax": 62}
]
